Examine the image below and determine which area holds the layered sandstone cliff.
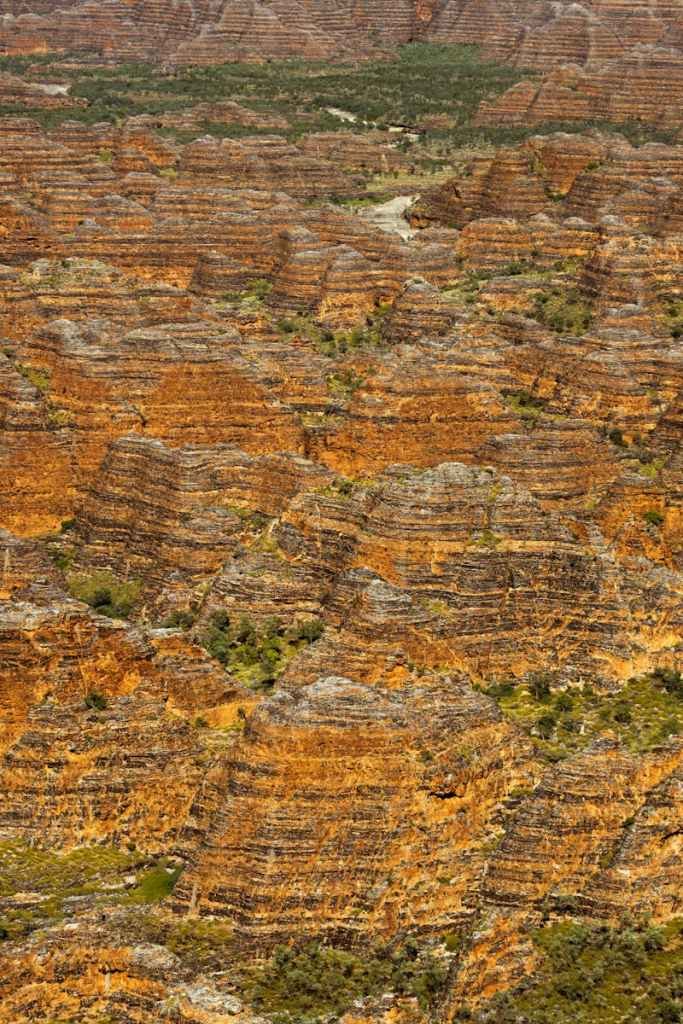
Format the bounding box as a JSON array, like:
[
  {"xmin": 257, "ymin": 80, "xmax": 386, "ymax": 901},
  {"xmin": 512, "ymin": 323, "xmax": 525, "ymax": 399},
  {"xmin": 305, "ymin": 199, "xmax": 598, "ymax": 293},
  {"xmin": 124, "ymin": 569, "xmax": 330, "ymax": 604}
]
[{"xmin": 0, "ymin": 20, "xmax": 681, "ymax": 1024}]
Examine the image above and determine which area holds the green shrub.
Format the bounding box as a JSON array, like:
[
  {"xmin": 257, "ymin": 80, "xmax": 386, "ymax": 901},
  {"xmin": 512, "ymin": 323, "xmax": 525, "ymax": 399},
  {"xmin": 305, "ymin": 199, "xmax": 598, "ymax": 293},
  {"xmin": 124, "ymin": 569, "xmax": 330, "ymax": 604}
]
[
  {"xmin": 296, "ymin": 618, "xmax": 325, "ymax": 642},
  {"xmin": 608, "ymin": 427, "xmax": 627, "ymax": 448},
  {"xmin": 248, "ymin": 940, "xmax": 447, "ymax": 1021},
  {"xmin": 483, "ymin": 680, "xmax": 515, "ymax": 700},
  {"xmin": 612, "ymin": 700, "xmax": 632, "ymax": 724},
  {"xmin": 501, "ymin": 260, "xmax": 535, "ymax": 276},
  {"xmin": 643, "ymin": 509, "xmax": 664, "ymax": 527},
  {"xmin": 49, "ymin": 545, "xmax": 76, "ymax": 571},
  {"xmin": 505, "ymin": 390, "xmax": 546, "ymax": 421},
  {"xmin": 204, "ymin": 613, "xmax": 324, "ymax": 688},
  {"xmin": 536, "ymin": 714, "xmax": 557, "ymax": 739},
  {"xmin": 327, "ymin": 368, "xmax": 364, "ymax": 398},
  {"xmin": 528, "ymin": 673, "xmax": 553, "ymax": 701},
  {"xmin": 247, "ymin": 278, "xmax": 272, "ymax": 300},
  {"xmin": 67, "ymin": 570, "xmax": 141, "ymax": 619},
  {"xmin": 317, "ymin": 308, "xmax": 389, "ymax": 357},
  {"xmin": 444, "ymin": 931, "xmax": 464, "ymax": 953},
  {"xmin": 84, "ymin": 691, "xmax": 107, "ymax": 711},
  {"xmin": 161, "ymin": 609, "xmax": 197, "ymax": 630},
  {"xmin": 652, "ymin": 667, "xmax": 683, "ymax": 697}
]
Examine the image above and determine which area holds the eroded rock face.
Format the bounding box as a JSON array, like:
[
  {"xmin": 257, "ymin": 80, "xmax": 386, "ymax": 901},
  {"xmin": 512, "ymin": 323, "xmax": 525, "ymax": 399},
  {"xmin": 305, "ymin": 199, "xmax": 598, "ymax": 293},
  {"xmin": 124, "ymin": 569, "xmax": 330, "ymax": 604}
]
[
  {"xmin": 275, "ymin": 461, "xmax": 637, "ymax": 680},
  {"xmin": 75, "ymin": 435, "xmax": 332, "ymax": 588},
  {"xmin": 0, "ymin": 0, "xmax": 681, "ymax": 74},
  {"xmin": 0, "ymin": 15, "xmax": 681, "ymax": 1022},
  {"xmin": 478, "ymin": 47, "xmax": 683, "ymax": 128},
  {"xmin": 0, "ymin": 599, "xmax": 248, "ymax": 848},
  {"xmin": 173, "ymin": 675, "xmax": 537, "ymax": 950}
]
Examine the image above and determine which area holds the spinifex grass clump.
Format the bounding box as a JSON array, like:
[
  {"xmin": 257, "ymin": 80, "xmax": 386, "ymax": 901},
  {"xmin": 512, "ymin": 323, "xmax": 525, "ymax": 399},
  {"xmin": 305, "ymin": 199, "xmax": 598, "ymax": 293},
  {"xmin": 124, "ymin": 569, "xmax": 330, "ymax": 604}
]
[
  {"xmin": 127, "ymin": 861, "xmax": 182, "ymax": 903},
  {"xmin": 203, "ymin": 612, "xmax": 324, "ymax": 688},
  {"xmin": 130, "ymin": 913, "xmax": 236, "ymax": 971}
]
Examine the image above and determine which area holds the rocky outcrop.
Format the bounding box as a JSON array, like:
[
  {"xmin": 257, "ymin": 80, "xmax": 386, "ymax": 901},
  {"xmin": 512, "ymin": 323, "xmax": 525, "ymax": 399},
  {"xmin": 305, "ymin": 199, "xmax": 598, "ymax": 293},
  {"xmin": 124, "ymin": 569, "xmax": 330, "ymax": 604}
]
[
  {"xmin": 274, "ymin": 461, "xmax": 645, "ymax": 681},
  {"xmin": 483, "ymin": 736, "xmax": 683, "ymax": 911},
  {"xmin": 413, "ymin": 131, "xmax": 683, "ymax": 237},
  {"xmin": 173, "ymin": 675, "xmax": 537, "ymax": 949},
  {"xmin": 478, "ymin": 47, "xmax": 683, "ymax": 128},
  {"xmin": 0, "ymin": 32, "xmax": 681, "ymax": 1024},
  {"xmin": 0, "ymin": 599, "xmax": 247, "ymax": 846},
  {"xmin": 177, "ymin": 134, "xmax": 366, "ymax": 201},
  {"xmin": 76, "ymin": 435, "xmax": 331, "ymax": 588},
  {"xmin": 0, "ymin": 352, "xmax": 76, "ymax": 536},
  {"xmin": 15, "ymin": 317, "xmax": 304, "ymax": 494}
]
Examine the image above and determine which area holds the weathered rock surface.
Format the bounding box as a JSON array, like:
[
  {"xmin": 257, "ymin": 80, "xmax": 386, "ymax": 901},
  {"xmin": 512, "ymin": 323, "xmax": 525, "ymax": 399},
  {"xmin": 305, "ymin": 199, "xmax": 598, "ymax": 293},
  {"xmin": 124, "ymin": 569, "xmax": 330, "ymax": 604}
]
[
  {"xmin": 1, "ymin": 0, "xmax": 682, "ymax": 78},
  {"xmin": 0, "ymin": 23, "xmax": 680, "ymax": 1024},
  {"xmin": 172, "ymin": 675, "xmax": 537, "ymax": 950}
]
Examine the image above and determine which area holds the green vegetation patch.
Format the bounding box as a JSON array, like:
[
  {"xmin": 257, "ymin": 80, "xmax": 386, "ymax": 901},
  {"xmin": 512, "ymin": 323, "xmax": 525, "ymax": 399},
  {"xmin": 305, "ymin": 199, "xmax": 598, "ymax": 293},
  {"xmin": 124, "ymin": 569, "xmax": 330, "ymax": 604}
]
[
  {"xmin": 220, "ymin": 278, "xmax": 272, "ymax": 311},
  {"xmin": 131, "ymin": 912, "xmax": 235, "ymax": 971},
  {"xmin": 504, "ymin": 389, "xmax": 547, "ymax": 421},
  {"xmin": 66, "ymin": 569, "xmax": 141, "ymax": 619},
  {"xmin": 0, "ymin": 843, "xmax": 183, "ymax": 942},
  {"xmin": 441, "ymin": 270, "xmax": 488, "ymax": 306},
  {"xmin": 530, "ymin": 286, "xmax": 593, "ymax": 335},
  {"xmin": 127, "ymin": 861, "xmax": 182, "ymax": 904},
  {"xmin": 16, "ymin": 362, "xmax": 51, "ymax": 393},
  {"xmin": 663, "ymin": 299, "xmax": 683, "ymax": 340},
  {"xmin": 476, "ymin": 918, "xmax": 683, "ymax": 1024},
  {"xmin": 0, "ymin": 44, "xmax": 528, "ymax": 142},
  {"xmin": 326, "ymin": 367, "xmax": 364, "ymax": 398},
  {"xmin": 0, "ymin": 841, "xmax": 138, "ymax": 901},
  {"xmin": 248, "ymin": 940, "xmax": 448, "ymax": 1022},
  {"xmin": 0, "ymin": 842, "xmax": 140, "ymax": 940},
  {"xmin": 276, "ymin": 306, "xmax": 389, "ymax": 357},
  {"xmin": 0, "ymin": 49, "xmax": 679, "ymax": 155},
  {"xmin": 161, "ymin": 609, "xmax": 197, "ymax": 630},
  {"xmin": 483, "ymin": 668, "xmax": 682, "ymax": 760},
  {"xmin": 203, "ymin": 612, "xmax": 324, "ymax": 688},
  {"xmin": 84, "ymin": 690, "xmax": 107, "ymax": 711},
  {"xmin": 643, "ymin": 508, "xmax": 665, "ymax": 527}
]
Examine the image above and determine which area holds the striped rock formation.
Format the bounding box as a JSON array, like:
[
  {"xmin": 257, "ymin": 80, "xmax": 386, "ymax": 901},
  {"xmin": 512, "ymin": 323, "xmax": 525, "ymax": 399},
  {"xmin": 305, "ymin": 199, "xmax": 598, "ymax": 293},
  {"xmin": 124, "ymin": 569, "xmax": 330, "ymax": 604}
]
[
  {"xmin": 0, "ymin": 21, "xmax": 680, "ymax": 1023},
  {"xmin": 172, "ymin": 675, "xmax": 538, "ymax": 949}
]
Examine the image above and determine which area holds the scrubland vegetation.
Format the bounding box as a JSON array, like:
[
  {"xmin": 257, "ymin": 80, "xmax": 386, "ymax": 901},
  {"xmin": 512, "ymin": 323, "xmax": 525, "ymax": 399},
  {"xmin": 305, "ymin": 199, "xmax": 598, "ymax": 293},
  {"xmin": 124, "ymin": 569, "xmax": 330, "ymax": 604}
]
[
  {"xmin": 203, "ymin": 611, "xmax": 324, "ymax": 688},
  {"xmin": 0, "ymin": 843, "xmax": 181, "ymax": 941},
  {"xmin": 1, "ymin": 45, "xmax": 677, "ymax": 153},
  {"xmin": 472, "ymin": 917, "xmax": 683, "ymax": 1024},
  {"xmin": 483, "ymin": 668, "xmax": 682, "ymax": 760}
]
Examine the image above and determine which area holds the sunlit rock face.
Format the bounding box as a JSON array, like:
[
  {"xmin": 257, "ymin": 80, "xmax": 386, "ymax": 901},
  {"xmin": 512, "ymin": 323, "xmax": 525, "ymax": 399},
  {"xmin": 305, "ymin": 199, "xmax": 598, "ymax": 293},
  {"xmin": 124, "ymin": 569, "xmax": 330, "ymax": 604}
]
[{"xmin": 0, "ymin": 9, "xmax": 681, "ymax": 1024}]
